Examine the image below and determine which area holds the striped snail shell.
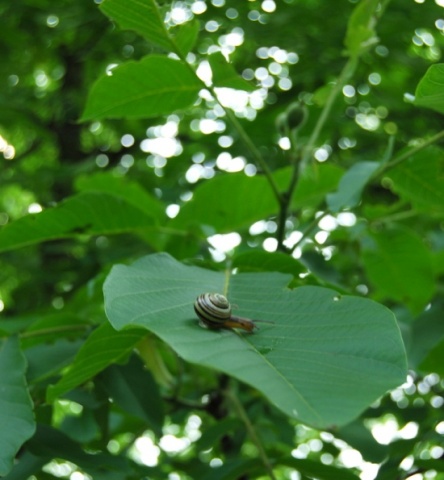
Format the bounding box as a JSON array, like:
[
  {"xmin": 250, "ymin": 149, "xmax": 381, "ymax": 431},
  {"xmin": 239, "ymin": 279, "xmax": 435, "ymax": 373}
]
[{"xmin": 194, "ymin": 293, "xmax": 256, "ymax": 332}]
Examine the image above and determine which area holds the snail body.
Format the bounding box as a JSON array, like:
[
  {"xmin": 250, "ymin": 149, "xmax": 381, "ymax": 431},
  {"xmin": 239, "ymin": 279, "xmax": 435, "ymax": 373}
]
[{"xmin": 194, "ymin": 293, "xmax": 256, "ymax": 332}]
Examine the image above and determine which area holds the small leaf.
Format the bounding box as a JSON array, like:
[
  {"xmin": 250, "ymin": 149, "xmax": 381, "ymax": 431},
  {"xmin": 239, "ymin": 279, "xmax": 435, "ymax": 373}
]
[
  {"xmin": 0, "ymin": 337, "xmax": 35, "ymax": 477},
  {"xmin": 81, "ymin": 56, "xmax": 202, "ymax": 121},
  {"xmin": 100, "ymin": 0, "xmax": 174, "ymax": 52},
  {"xmin": 414, "ymin": 64, "xmax": 444, "ymax": 114},
  {"xmin": 208, "ymin": 52, "xmax": 255, "ymax": 91},
  {"xmin": 46, "ymin": 322, "xmax": 146, "ymax": 402},
  {"xmin": 173, "ymin": 20, "xmax": 200, "ymax": 56},
  {"xmin": 0, "ymin": 192, "xmax": 156, "ymax": 253},
  {"xmin": 104, "ymin": 253, "xmax": 407, "ymax": 429},
  {"xmin": 361, "ymin": 227, "xmax": 435, "ymax": 313},
  {"xmin": 344, "ymin": 0, "xmax": 379, "ymax": 57},
  {"xmin": 327, "ymin": 161, "xmax": 379, "ymax": 212}
]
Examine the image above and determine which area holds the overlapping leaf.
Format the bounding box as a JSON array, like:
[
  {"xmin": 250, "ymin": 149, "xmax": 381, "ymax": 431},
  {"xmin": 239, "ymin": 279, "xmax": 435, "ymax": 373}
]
[
  {"xmin": 414, "ymin": 64, "xmax": 444, "ymax": 115},
  {"xmin": 0, "ymin": 192, "xmax": 156, "ymax": 253},
  {"xmin": 47, "ymin": 322, "xmax": 146, "ymax": 402},
  {"xmin": 0, "ymin": 337, "xmax": 35, "ymax": 476},
  {"xmin": 103, "ymin": 253, "xmax": 407, "ymax": 429},
  {"xmin": 81, "ymin": 56, "xmax": 202, "ymax": 121},
  {"xmin": 361, "ymin": 227, "xmax": 435, "ymax": 313},
  {"xmin": 100, "ymin": 0, "xmax": 174, "ymax": 51}
]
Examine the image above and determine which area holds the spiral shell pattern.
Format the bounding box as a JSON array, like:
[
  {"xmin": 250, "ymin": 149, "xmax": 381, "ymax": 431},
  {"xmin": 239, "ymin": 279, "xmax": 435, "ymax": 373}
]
[{"xmin": 194, "ymin": 293, "xmax": 231, "ymax": 328}]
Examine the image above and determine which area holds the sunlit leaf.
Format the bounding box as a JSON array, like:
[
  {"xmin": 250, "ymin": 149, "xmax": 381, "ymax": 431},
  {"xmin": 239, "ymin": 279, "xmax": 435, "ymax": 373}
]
[
  {"xmin": 81, "ymin": 56, "xmax": 202, "ymax": 121},
  {"xmin": 173, "ymin": 20, "xmax": 200, "ymax": 56},
  {"xmin": 104, "ymin": 253, "xmax": 407, "ymax": 429},
  {"xmin": 209, "ymin": 52, "xmax": 255, "ymax": 91},
  {"xmin": 100, "ymin": 0, "xmax": 174, "ymax": 51}
]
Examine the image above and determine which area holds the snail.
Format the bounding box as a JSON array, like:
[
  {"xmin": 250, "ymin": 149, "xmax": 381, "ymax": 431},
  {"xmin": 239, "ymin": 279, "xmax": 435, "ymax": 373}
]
[{"xmin": 194, "ymin": 293, "xmax": 257, "ymax": 332}]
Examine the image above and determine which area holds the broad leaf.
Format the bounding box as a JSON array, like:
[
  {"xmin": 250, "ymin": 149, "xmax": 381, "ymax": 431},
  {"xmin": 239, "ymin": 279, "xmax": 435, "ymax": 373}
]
[
  {"xmin": 386, "ymin": 147, "xmax": 444, "ymax": 215},
  {"xmin": 361, "ymin": 227, "xmax": 435, "ymax": 313},
  {"xmin": 0, "ymin": 337, "xmax": 35, "ymax": 476},
  {"xmin": 100, "ymin": 0, "xmax": 174, "ymax": 52},
  {"xmin": 103, "ymin": 253, "xmax": 407, "ymax": 429},
  {"xmin": 292, "ymin": 163, "xmax": 343, "ymax": 209},
  {"xmin": 75, "ymin": 172, "xmax": 166, "ymax": 223},
  {"xmin": 81, "ymin": 56, "xmax": 202, "ymax": 121},
  {"xmin": 209, "ymin": 52, "xmax": 255, "ymax": 91},
  {"xmin": 171, "ymin": 171, "xmax": 278, "ymax": 233},
  {"xmin": 327, "ymin": 161, "xmax": 379, "ymax": 212},
  {"xmin": 46, "ymin": 322, "xmax": 146, "ymax": 402},
  {"xmin": 172, "ymin": 164, "xmax": 342, "ymax": 234},
  {"xmin": 414, "ymin": 64, "xmax": 444, "ymax": 115},
  {"xmin": 0, "ymin": 192, "xmax": 156, "ymax": 253}
]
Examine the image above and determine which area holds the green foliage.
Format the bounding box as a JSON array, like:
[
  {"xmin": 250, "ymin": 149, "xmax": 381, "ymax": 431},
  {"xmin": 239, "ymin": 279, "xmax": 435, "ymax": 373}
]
[
  {"xmin": 104, "ymin": 253, "xmax": 406, "ymax": 429},
  {"xmin": 1, "ymin": 0, "xmax": 444, "ymax": 479}
]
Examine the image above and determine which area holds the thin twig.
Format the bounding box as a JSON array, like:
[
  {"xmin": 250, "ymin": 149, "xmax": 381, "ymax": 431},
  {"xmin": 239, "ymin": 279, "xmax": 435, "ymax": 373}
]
[
  {"xmin": 300, "ymin": 57, "xmax": 358, "ymax": 174},
  {"xmin": 378, "ymin": 130, "xmax": 444, "ymax": 174},
  {"xmin": 18, "ymin": 324, "xmax": 89, "ymax": 339},
  {"xmin": 225, "ymin": 388, "xmax": 277, "ymax": 480}
]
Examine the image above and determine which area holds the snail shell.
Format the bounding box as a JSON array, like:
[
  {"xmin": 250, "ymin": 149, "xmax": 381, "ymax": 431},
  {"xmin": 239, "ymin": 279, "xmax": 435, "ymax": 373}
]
[{"xmin": 194, "ymin": 293, "xmax": 256, "ymax": 332}]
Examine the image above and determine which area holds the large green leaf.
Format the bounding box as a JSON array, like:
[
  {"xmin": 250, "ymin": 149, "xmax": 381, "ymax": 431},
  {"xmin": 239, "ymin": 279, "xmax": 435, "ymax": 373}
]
[
  {"xmin": 100, "ymin": 0, "xmax": 174, "ymax": 52},
  {"xmin": 0, "ymin": 192, "xmax": 156, "ymax": 253},
  {"xmin": 103, "ymin": 253, "xmax": 407, "ymax": 429},
  {"xmin": 172, "ymin": 164, "xmax": 342, "ymax": 233},
  {"xmin": 386, "ymin": 147, "xmax": 444, "ymax": 215},
  {"xmin": 0, "ymin": 337, "xmax": 35, "ymax": 476},
  {"xmin": 81, "ymin": 56, "xmax": 202, "ymax": 121},
  {"xmin": 361, "ymin": 227, "xmax": 435, "ymax": 313},
  {"xmin": 414, "ymin": 64, "xmax": 444, "ymax": 115},
  {"xmin": 46, "ymin": 322, "xmax": 146, "ymax": 402}
]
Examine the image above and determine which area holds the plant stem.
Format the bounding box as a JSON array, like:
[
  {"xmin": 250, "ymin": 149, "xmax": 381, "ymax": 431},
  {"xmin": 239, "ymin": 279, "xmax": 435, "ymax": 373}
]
[
  {"xmin": 18, "ymin": 324, "xmax": 89, "ymax": 339},
  {"xmin": 219, "ymin": 103, "xmax": 283, "ymax": 205},
  {"xmin": 300, "ymin": 57, "xmax": 357, "ymax": 173},
  {"xmin": 173, "ymin": 40, "xmax": 283, "ymax": 206},
  {"xmin": 379, "ymin": 130, "xmax": 444, "ymax": 174},
  {"xmin": 225, "ymin": 388, "xmax": 277, "ymax": 480}
]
